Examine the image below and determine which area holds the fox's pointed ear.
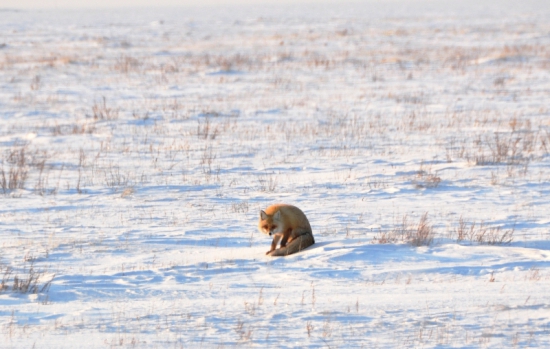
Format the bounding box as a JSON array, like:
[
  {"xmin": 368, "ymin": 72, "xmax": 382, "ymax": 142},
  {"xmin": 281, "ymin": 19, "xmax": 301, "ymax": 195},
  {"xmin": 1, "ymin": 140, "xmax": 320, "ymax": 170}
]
[
  {"xmin": 273, "ymin": 210, "xmax": 281, "ymax": 220},
  {"xmin": 260, "ymin": 210, "xmax": 268, "ymax": 220}
]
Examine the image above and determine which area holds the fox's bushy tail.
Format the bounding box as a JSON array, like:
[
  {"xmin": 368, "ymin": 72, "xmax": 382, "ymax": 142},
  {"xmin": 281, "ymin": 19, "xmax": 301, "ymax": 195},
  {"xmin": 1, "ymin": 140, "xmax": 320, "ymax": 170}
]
[{"xmin": 269, "ymin": 232, "xmax": 315, "ymax": 257}]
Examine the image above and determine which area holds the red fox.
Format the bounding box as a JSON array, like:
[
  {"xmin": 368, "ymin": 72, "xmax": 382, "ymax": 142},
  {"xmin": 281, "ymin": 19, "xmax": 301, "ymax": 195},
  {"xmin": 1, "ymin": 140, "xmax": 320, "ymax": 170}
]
[{"xmin": 258, "ymin": 204, "xmax": 315, "ymax": 256}]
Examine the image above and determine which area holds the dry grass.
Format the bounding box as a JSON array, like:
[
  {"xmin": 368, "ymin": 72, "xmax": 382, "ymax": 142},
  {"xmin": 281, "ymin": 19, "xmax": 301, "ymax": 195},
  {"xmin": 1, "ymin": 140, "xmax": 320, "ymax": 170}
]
[
  {"xmin": 412, "ymin": 162, "xmax": 441, "ymax": 189},
  {"xmin": 197, "ymin": 117, "xmax": 220, "ymax": 140},
  {"xmin": 373, "ymin": 214, "xmax": 514, "ymax": 247},
  {"xmin": 373, "ymin": 212, "xmax": 434, "ymax": 247},
  {"xmin": 0, "ymin": 262, "xmax": 54, "ymax": 295},
  {"xmin": 91, "ymin": 97, "xmax": 118, "ymax": 121},
  {"xmin": 230, "ymin": 201, "xmax": 249, "ymax": 213},
  {"xmin": 452, "ymin": 216, "xmax": 514, "ymax": 245},
  {"xmin": 113, "ymin": 55, "xmax": 142, "ymax": 74},
  {"xmin": 104, "ymin": 163, "xmax": 129, "ymax": 189},
  {"xmin": 407, "ymin": 213, "xmax": 435, "ymax": 246},
  {"xmin": 51, "ymin": 120, "xmax": 95, "ymax": 136},
  {"xmin": 1, "ymin": 146, "xmax": 28, "ymax": 194},
  {"xmin": 257, "ymin": 172, "xmax": 277, "ymax": 192}
]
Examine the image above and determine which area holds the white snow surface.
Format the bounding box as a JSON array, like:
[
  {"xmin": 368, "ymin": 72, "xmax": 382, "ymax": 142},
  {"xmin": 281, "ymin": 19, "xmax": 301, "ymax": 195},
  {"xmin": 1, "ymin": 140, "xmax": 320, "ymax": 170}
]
[{"xmin": 1, "ymin": 1, "xmax": 550, "ymax": 348}]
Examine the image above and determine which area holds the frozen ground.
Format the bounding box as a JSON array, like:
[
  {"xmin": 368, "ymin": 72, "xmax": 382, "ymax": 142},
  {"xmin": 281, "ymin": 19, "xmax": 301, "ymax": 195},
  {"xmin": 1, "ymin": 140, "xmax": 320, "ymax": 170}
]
[{"xmin": 1, "ymin": 1, "xmax": 550, "ymax": 347}]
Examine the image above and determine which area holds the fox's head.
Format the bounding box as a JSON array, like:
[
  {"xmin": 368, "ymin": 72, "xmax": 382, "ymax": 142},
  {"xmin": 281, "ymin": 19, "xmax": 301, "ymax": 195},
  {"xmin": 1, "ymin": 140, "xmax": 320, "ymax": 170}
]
[{"xmin": 258, "ymin": 210, "xmax": 283, "ymax": 236}]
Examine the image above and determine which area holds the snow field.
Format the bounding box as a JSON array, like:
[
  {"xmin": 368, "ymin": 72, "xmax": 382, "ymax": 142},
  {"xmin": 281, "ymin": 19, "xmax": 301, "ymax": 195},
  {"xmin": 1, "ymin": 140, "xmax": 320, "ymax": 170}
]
[{"xmin": 1, "ymin": 2, "xmax": 550, "ymax": 348}]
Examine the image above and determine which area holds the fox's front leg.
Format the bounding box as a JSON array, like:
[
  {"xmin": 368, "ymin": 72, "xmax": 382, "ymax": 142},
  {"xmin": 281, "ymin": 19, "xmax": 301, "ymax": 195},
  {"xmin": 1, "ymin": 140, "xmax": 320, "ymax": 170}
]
[
  {"xmin": 280, "ymin": 229, "xmax": 292, "ymax": 248},
  {"xmin": 267, "ymin": 234, "xmax": 282, "ymax": 255}
]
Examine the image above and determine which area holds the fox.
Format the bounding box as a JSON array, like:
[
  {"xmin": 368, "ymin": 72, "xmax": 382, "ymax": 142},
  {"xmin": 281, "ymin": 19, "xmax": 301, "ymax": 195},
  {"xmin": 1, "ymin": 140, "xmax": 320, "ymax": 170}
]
[{"xmin": 258, "ymin": 204, "xmax": 315, "ymax": 256}]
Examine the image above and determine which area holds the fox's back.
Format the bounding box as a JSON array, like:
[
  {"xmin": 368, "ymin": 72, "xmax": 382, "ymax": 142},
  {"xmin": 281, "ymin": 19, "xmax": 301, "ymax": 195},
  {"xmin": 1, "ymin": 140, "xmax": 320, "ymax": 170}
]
[{"xmin": 263, "ymin": 204, "xmax": 311, "ymax": 232}]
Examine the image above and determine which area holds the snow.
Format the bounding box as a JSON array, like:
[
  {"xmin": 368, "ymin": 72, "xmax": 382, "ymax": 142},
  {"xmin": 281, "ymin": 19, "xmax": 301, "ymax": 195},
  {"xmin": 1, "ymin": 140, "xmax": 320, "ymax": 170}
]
[{"xmin": 1, "ymin": 1, "xmax": 550, "ymax": 347}]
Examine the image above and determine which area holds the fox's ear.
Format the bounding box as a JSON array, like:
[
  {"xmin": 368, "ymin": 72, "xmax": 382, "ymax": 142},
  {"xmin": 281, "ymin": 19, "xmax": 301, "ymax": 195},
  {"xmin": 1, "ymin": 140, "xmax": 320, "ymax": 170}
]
[
  {"xmin": 273, "ymin": 210, "xmax": 281, "ymax": 220},
  {"xmin": 260, "ymin": 210, "xmax": 268, "ymax": 220}
]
